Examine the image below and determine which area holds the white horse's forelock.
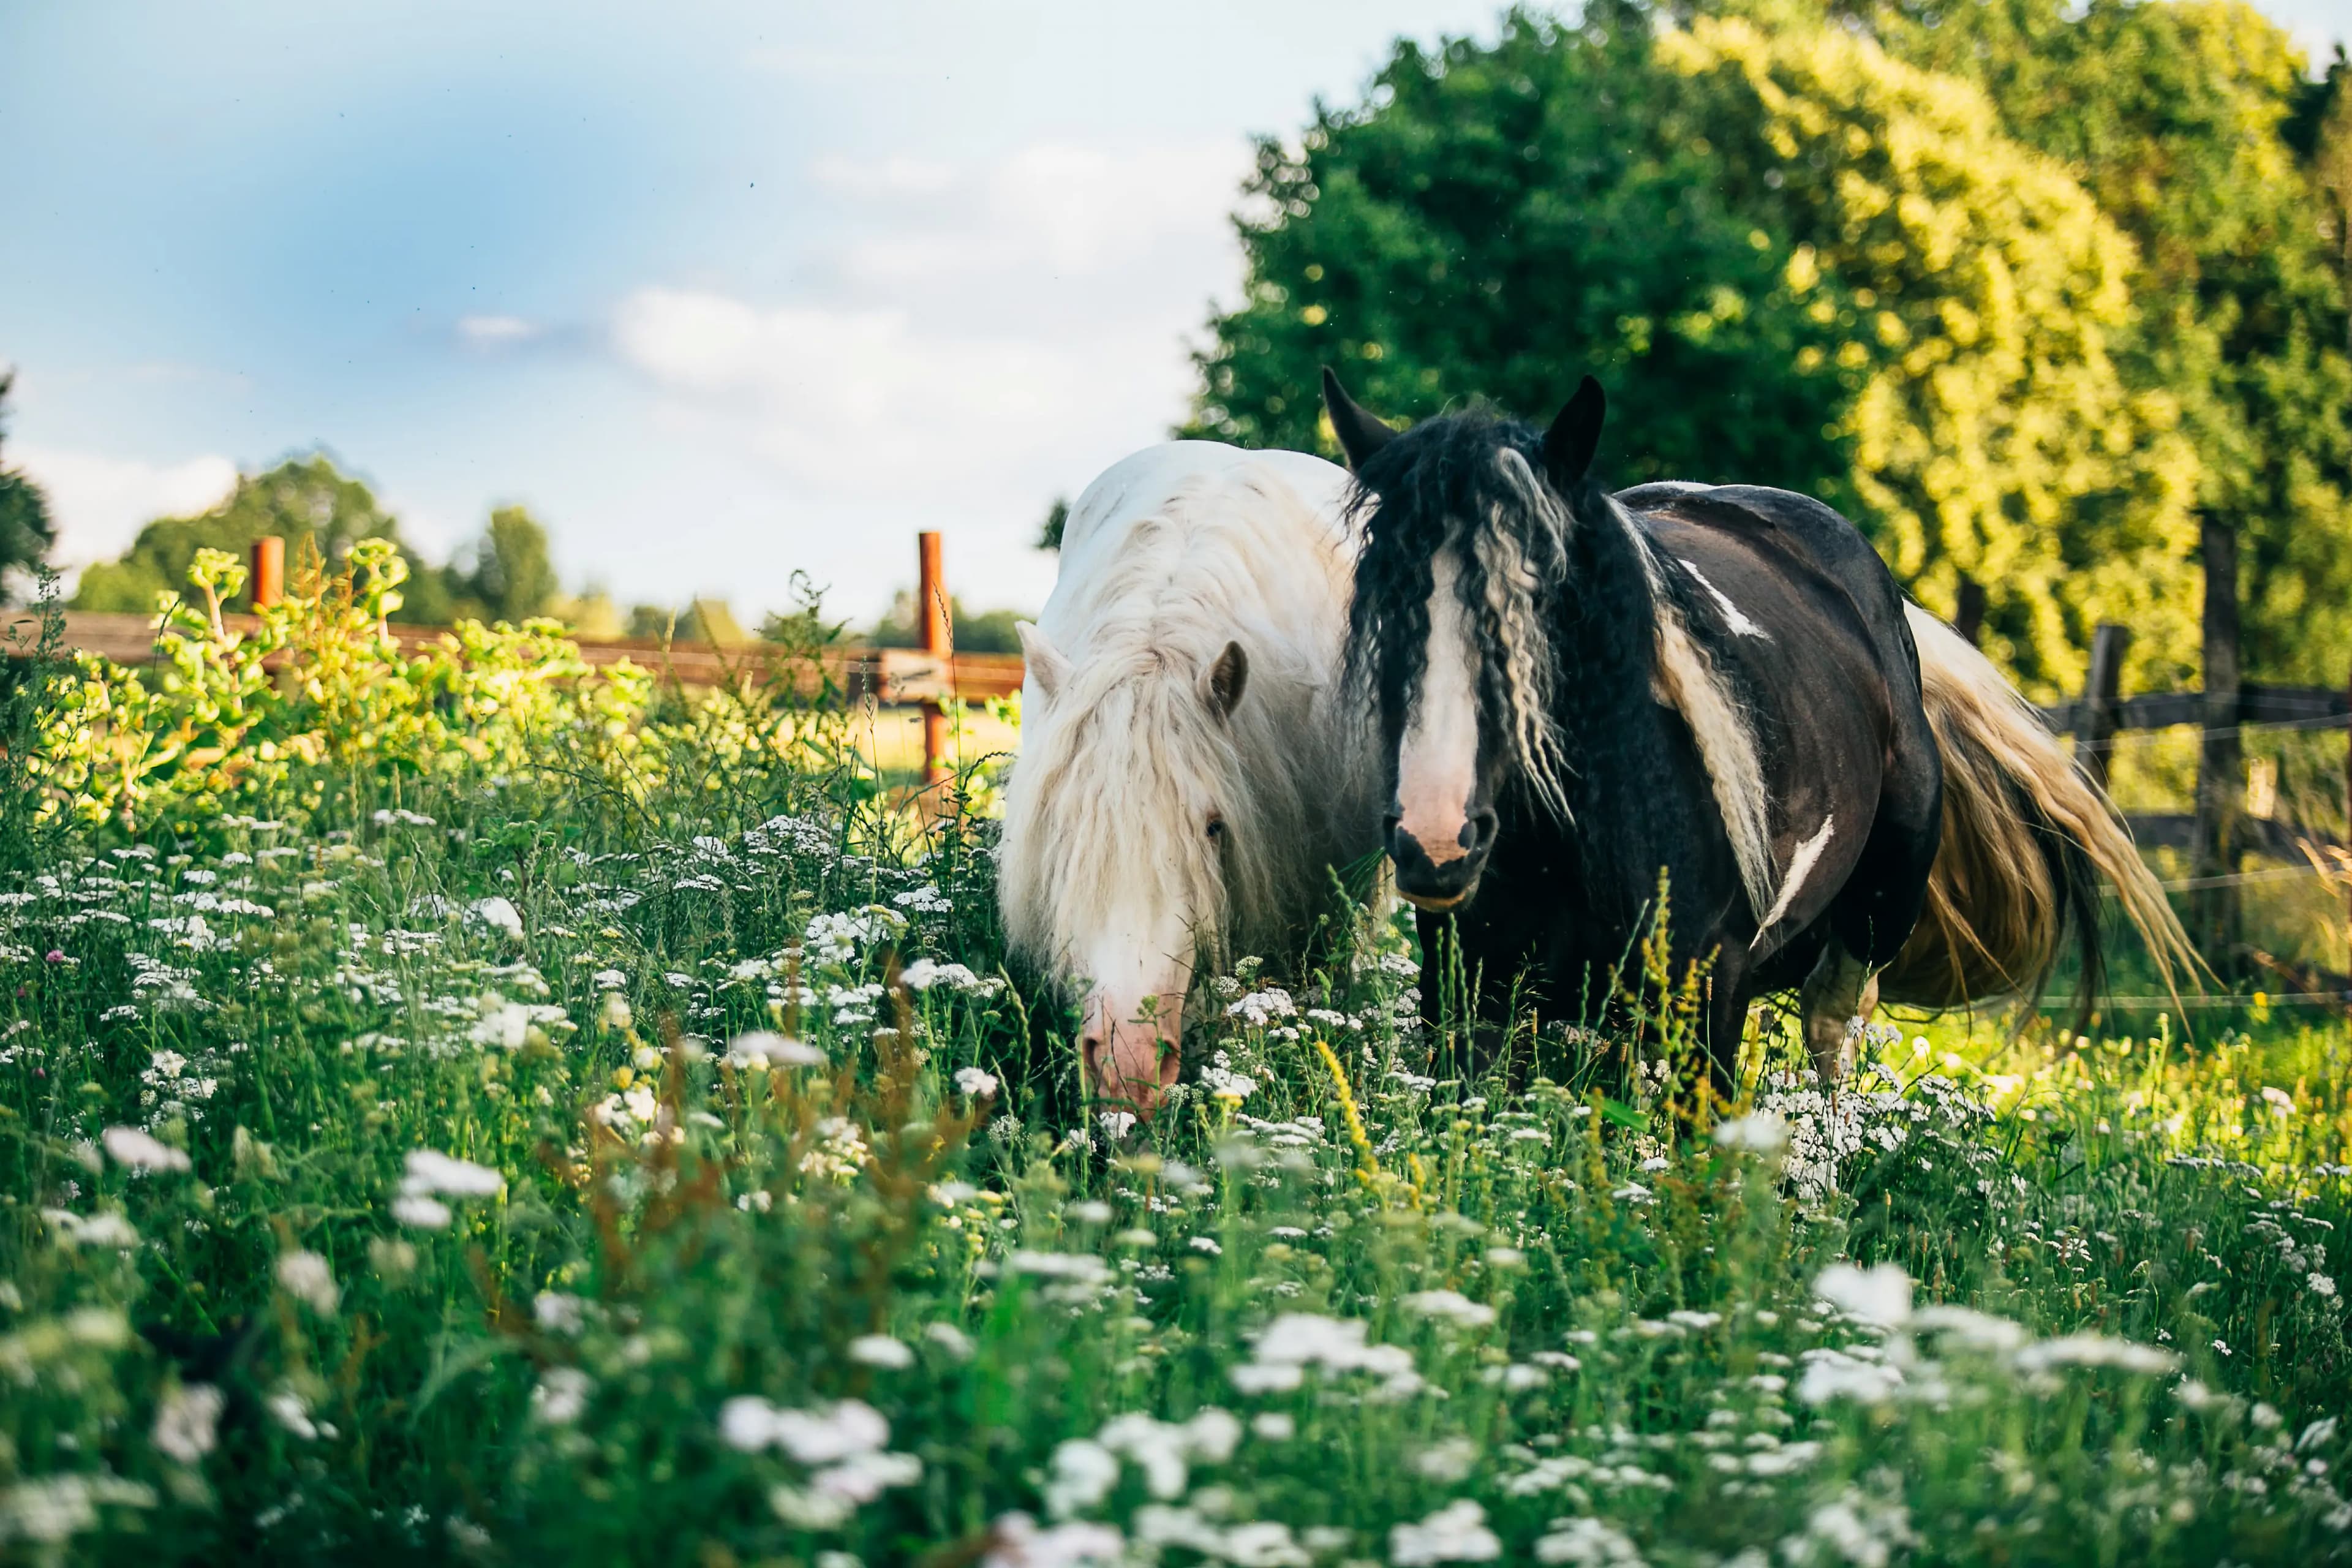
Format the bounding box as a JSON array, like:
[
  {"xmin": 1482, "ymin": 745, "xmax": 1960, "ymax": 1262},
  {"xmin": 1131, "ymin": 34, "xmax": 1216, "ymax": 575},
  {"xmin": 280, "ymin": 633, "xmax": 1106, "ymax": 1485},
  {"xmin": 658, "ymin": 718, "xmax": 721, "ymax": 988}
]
[{"xmin": 999, "ymin": 451, "xmax": 1363, "ymax": 995}]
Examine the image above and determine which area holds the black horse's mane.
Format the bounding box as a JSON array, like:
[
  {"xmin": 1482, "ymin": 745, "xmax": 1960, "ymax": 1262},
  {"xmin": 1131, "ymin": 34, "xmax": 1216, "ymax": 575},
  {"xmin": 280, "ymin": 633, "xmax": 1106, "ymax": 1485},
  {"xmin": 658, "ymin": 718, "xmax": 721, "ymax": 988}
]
[{"xmin": 1342, "ymin": 409, "xmax": 1676, "ymax": 830}]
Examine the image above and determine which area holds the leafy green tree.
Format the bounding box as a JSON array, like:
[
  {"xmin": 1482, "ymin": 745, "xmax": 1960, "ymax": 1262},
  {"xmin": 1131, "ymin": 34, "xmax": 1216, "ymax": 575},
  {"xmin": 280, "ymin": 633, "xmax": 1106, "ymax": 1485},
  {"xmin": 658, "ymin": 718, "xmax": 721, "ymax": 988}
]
[
  {"xmin": 865, "ymin": 589, "xmax": 1024, "ymax": 655},
  {"xmin": 1189, "ymin": 3, "xmax": 1856, "ymax": 505},
  {"xmin": 436, "ymin": 505, "xmax": 560, "ymax": 625},
  {"xmin": 71, "ymin": 453, "xmax": 422, "ymax": 615},
  {"xmin": 1193, "ymin": 0, "xmax": 2352, "ymax": 694},
  {"xmin": 1654, "ymin": 11, "xmax": 2199, "ymax": 693},
  {"xmin": 1823, "ymin": 0, "xmax": 2352, "ymax": 686},
  {"xmin": 0, "ymin": 374, "xmax": 56, "ymax": 602}
]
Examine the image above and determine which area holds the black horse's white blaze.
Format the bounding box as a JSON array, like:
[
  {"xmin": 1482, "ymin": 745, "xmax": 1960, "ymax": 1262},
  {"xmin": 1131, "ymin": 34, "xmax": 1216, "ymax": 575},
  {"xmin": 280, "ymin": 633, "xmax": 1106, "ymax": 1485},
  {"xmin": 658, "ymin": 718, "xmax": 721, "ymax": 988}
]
[{"xmin": 1395, "ymin": 552, "xmax": 1482, "ymax": 867}]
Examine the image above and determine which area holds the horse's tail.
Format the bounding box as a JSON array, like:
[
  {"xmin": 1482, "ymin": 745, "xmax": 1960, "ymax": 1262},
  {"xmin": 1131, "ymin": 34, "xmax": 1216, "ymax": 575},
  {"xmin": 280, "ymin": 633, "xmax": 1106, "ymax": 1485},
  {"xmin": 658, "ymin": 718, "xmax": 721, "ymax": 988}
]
[{"xmin": 1877, "ymin": 605, "xmax": 2200, "ymax": 1022}]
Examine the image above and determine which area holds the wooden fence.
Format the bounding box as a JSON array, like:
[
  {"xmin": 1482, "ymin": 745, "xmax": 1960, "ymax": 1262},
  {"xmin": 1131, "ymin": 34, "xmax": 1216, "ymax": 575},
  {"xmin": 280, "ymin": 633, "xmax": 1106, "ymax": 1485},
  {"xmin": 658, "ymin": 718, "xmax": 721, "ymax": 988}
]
[{"xmin": 2028, "ymin": 518, "xmax": 2352, "ymax": 959}]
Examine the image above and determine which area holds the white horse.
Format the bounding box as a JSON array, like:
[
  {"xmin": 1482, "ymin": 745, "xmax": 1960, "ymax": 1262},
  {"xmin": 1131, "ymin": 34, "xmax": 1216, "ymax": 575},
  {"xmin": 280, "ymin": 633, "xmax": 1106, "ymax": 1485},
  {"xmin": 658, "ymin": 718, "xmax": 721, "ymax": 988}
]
[{"xmin": 998, "ymin": 442, "xmax": 1385, "ymax": 1114}]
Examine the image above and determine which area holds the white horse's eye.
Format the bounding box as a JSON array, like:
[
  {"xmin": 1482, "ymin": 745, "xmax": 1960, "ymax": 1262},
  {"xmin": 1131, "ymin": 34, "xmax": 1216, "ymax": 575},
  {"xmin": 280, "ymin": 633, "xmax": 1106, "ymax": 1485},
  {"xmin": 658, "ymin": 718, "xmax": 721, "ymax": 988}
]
[{"xmin": 1205, "ymin": 815, "xmax": 1226, "ymax": 840}]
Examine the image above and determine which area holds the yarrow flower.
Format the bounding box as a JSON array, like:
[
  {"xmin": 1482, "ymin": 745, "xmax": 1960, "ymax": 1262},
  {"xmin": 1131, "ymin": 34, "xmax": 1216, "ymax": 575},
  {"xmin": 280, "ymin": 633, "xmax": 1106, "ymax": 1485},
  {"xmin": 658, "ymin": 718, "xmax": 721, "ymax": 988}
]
[
  {"xmin": 726, "ymin": 1031, "xmax": 824, "ymax": 1069},
  {"xmin": 152, "ymin": 1384, "xmax": 225, "ymax": 1464},
  {"xmin": 848, "ymin": 1335, "xmax": 914, "ymax": 1369},
  {"xmin": 1402, "ymin": 1290, "xmax": 1498, "ymax": 1329},
  {"xmin": 956, "ymin": 1066, "xmax": 1001, "ymax": 1098},
  {"xmin": 1390, "ymin": 1499, "xmax": 1502, "ymax": 1564},
  {"xmin": 274, "ymin": 1251, "xmax": 339, "ymax": 1314},
  {"xmin": 102, "ymin": 1126, "xmax": 190, "ymax": 1174}
]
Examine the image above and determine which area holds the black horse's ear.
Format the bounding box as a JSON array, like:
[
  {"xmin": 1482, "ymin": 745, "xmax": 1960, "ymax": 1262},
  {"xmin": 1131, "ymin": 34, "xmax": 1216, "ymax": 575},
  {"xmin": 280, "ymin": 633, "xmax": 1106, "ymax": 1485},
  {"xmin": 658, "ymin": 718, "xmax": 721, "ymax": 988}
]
[
  {"xmin": 1542, "ymin": 375, "xmax": 1606, "ymax": 489},
  {"xmin": 1322, "ymin": 368, "xmax": 1398, "ymax": 470}
]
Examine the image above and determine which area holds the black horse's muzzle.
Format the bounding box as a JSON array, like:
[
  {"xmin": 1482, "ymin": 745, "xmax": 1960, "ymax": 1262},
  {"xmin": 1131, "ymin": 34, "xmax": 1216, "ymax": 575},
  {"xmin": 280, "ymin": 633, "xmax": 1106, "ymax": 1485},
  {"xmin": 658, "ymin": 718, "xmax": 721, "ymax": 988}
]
[{"xmin": 1387, "ymin": 809, "xmax": 1498, "ymax": 910}]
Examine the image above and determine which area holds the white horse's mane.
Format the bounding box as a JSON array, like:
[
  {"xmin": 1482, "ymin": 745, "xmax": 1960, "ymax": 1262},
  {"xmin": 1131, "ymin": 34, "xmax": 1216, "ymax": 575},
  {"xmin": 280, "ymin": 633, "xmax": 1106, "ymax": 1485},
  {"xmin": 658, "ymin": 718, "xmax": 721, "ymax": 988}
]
[{"xmin": 999, "ymin": 443, "xmax": 1371, "ymax": 990}]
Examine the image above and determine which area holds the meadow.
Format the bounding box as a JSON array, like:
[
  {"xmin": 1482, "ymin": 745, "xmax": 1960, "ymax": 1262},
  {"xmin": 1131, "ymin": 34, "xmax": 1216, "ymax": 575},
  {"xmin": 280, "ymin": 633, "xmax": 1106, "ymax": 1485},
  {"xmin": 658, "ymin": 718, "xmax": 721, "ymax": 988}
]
[{"xmin": 2, "ymin": 551, "xmax": 2350, "ymax": 1566}]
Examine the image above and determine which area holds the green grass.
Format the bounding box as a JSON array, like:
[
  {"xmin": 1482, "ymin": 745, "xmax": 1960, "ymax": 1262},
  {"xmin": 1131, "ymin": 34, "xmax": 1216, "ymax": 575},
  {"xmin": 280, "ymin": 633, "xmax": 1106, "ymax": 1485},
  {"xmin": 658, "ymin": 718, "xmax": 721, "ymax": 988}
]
[{"xmin": 5, "ymin": 693, "xmax": 2352, "ymax": 1564}]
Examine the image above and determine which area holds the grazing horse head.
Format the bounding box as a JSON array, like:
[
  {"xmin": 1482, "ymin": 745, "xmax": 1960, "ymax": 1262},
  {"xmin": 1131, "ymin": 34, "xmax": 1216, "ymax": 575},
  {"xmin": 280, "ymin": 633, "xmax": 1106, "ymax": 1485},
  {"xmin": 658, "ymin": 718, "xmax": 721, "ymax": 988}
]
[
  {"xmin": 998, "ymin": 445, "xmax": 1360, "ymax": 1118},
  {"xmin": 1000, "ymin": 625, "xmax": 1264, "ymax": 1113},
  {"xmin": 1325, "ymin": 370, "xmax": 1607, "ymax": 910}
]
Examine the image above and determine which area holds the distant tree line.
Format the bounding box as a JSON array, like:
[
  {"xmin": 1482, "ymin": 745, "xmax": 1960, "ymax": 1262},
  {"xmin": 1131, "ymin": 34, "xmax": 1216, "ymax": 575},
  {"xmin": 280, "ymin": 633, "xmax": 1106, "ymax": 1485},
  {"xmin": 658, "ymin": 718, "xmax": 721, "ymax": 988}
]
[
  {"xmin": 1191, "ymin": 0, "xmax": 2352, "ymax": 699},
  {"xmin": 36, "ymin": 443, "xmax": 1034, "ymax": 650}
]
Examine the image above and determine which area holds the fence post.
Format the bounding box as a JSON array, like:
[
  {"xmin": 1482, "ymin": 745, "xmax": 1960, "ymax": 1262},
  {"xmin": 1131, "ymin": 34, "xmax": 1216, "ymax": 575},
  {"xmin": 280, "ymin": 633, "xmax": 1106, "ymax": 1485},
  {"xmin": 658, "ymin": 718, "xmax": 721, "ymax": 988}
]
[
  {"xmin": 1954, "ymin": 576, "xmax": 1986, "ymax": 649},
  {"xmin": 250, "ymin": 536, "xmax": 285, "ymax": 609},
  {"xmin": 2075, "ymin": 622, "xmax": 2130, "ymax": 791},
  {"xmin": 918, "ymin": 530, "xmax": 950, "ymax": 796},
  {"xmin": 2193, "ymin": 516, "xmax": 2244, "ymax": 963}
]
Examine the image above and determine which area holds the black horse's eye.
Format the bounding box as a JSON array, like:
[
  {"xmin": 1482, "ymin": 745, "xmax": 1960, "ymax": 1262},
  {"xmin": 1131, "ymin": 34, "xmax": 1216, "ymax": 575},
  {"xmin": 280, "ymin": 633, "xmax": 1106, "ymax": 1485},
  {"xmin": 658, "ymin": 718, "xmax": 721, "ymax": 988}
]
[{"xmin": 1206, "ymin": 815, "xmax": 1226, "ymax": 840}]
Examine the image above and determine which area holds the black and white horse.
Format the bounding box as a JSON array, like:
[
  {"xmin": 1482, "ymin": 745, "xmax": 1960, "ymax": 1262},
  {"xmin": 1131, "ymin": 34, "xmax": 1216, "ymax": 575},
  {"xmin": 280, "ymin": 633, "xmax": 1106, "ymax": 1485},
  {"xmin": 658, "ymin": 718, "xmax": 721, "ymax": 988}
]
[{"xmin": 1327, "ymin": 371, "xmax": 1945, "ymax": 1084}]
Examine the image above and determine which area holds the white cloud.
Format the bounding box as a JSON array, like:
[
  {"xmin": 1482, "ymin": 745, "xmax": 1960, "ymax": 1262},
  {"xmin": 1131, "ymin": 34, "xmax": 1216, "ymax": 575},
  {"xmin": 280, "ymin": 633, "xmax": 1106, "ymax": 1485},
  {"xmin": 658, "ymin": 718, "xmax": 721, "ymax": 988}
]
[
  {"xmin": 12, "ymin": 444, "xmax": 238, "ymax": 568},
  {"xmin": 609, "ymin": 137, "xmax": 1255, "ymax": 615},
  {"xmin": 458, "ymin": 314, "xmax": 541, "ymax": 348}
]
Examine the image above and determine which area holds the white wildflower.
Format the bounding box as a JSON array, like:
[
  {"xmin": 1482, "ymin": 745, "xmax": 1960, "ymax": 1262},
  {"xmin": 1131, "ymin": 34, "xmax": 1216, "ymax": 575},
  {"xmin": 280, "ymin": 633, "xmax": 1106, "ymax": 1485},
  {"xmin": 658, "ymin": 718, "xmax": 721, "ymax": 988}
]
[
  {"xmin": 1413, "ymin": 1437, "xmax": 1479, "ymax": 1482},
  {"xmin": 1401, "ymin": 1290, "xmax": 1498, "ymax": 1329},
  {"xmin": 42, "ymin": 1209, "xmax": 141, "ymax": 1249},
  {"xmin": 1046, "ymin": 1438, "xmax": 1120, "ymax": 1519},
  {"xmin": 1814, "ymin": 1262, "xmax": 1912, "ymax": 1327},
  {"xmin": 268, "ymin": 1386, "xmax": 318, "ymax": 1441},
  {"xmin": 274, "ymin": 1251, "xmax": 339, "ymax": 1314},
  {"xmin": 1532, "ymin": 1516, "xmax": 1646, "ymax": 1566},
  {"xmin": 391, "ymin": 1194, "xmax": 452, "ymax": 1229},
  {"xmin": 727, "ymin": 1030, "xmax": 824, "ymax": 1069},
  {"xmin": 468, "ymin": 896, "xmax": 523, "ymax": 938},
  {"xmin": 1714, "ymin": 1112, "xmax": 1787, "ymax": 1154},
  {"xmin": 531, "ymin": 1366, "xmax": 592, "ymax": 1425},
  {"xmin": 102, "ymin": 1126, "xmax": 190, "ymax": 1174},
  {"xmin": 152, "ymin": 1384, "xmax": 225, "ymax": 1464},
  {"xmin": 2013, "ymin": 1333, "xmax": 2180, "ymax": 1377},
  {"xmin": 984, "ymin": 1513, "xmax": 1127, "ymax": 1568},
  {"xmin": 924, "ymin": 1322, "xmax": 974, "ymax": 1359},
  {"xmin": 1390, "ymin": 1498, "xmax": 1502, "ymax": 1564},
  {"xmin": 848, "ymin": 1334, "xmax": 914, "ymax": 1369},
  {"xmin": 1795, "ymin": 1348, "xmax": 1905, "ymax": 1405},
  {"xmin": 401, "ymin": 1149, "xmax": 505, "ymax": 1198},
  {"xmin": 956, "ymin": 1066, "xmax": 1001, "ymax": 1098}
]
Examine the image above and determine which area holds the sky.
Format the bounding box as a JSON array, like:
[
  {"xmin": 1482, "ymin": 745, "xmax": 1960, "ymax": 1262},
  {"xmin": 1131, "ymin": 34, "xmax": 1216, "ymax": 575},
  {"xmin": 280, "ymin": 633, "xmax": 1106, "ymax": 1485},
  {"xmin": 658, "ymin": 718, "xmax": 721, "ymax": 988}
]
[{"xmin": 4, "ymin": 1, "xmax": 2346, "ymax": 625}]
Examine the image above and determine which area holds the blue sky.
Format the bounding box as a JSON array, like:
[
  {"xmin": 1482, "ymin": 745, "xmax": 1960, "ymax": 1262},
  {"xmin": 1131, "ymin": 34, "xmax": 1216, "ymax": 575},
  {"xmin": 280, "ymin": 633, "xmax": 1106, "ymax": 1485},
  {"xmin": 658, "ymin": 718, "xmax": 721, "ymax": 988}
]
[{"xmin": 5, "ymin": 1, "xmax": 2345, "ymax": 624}]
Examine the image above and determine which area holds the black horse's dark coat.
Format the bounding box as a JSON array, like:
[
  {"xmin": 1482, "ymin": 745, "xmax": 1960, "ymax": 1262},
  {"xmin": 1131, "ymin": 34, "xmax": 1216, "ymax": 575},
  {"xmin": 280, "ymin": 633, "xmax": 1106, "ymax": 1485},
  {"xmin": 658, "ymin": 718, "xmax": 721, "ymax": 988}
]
[{"xmin": 1333, "ymin": 378, "xmax": 1943, "ymax": 1074}]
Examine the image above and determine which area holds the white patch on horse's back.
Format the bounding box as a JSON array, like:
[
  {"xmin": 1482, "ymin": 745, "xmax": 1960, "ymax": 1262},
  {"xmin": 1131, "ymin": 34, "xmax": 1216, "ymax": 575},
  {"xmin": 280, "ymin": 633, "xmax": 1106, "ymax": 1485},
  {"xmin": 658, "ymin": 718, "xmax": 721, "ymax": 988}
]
[
  {"xmin": 1751, "ymin": 815, "xmax": 1836, "ymax": 945},
  {"xmin": 1621, "ymin": 508, "xmax": 1777, "ymax": 922},
  {"xmin": 1676, "ymin": 557, "xmax": 1770, "ymax": 639},
  {"xmin": 1396, "ymin": 552, "xmax": 1482, "ymax": 863}
]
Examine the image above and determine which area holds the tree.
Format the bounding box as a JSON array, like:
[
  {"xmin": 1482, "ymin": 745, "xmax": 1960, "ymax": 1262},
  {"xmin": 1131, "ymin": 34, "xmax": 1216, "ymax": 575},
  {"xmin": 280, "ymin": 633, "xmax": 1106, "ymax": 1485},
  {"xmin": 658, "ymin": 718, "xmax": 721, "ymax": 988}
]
[
  {"xmin": 72, "ymin": 453, "xmax": 420, "ymax": 614},
  {"xmin": 436, "ymin": 505, "xmax": 560, "ymax": 625},
  {"xmin": 865, "ymin": 589, "xmax": 1024, "ymax": 655},
  {"xmin": 0, "ymin": 374, "xmax": 56, "ymax": 601},
  {"xmin": 1189, "ymin": 4, "xmax": 1856, "ymax": 507},
  {"xmin": 1655, "ymin": 12, "xmax": 2200, "ymax": 693},
  {"xmin": 1824, "ymin": 0, "xmax": 2352, "ymax": 687}
]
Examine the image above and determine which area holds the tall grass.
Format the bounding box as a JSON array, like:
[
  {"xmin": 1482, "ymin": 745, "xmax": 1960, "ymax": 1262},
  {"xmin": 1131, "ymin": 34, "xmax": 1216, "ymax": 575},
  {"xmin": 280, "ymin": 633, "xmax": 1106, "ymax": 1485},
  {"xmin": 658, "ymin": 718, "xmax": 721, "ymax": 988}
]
[{"xmin": 1, "ymin": 560, "xmax": 2349, "ymax": 1564}]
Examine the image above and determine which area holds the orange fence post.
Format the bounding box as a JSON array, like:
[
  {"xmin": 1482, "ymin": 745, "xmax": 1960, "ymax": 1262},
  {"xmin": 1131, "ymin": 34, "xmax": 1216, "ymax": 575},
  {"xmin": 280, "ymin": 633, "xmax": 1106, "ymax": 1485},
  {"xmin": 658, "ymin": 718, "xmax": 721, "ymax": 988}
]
[
  {"xmin": 919, "ymin": 530, "xmax": 950, "ymax": 794},
  {"xmin": 250, "ymin": 536, "xmax": 285, "ymax": 608}
]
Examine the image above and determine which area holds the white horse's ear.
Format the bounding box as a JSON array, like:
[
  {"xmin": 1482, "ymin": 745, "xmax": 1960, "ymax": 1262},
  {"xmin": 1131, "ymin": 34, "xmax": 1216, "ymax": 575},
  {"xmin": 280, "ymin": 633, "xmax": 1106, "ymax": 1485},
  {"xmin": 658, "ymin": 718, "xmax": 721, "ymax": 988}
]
[
  {"xmin": 1204, "ymin": 640, "xmax": 1249, "ymax": 718},
  {"xmin": 1017, "ymin": 620, "xmax": 1071, "ymax": 702}
]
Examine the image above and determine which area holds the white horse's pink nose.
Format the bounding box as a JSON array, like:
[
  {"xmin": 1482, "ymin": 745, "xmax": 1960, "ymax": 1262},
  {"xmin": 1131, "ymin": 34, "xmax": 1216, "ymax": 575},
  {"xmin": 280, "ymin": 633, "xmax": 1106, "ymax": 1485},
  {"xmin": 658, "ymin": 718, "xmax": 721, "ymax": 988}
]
[{"xmin": 1080, "ymin": 994, "xmax": 1182, "ymax": 1118}]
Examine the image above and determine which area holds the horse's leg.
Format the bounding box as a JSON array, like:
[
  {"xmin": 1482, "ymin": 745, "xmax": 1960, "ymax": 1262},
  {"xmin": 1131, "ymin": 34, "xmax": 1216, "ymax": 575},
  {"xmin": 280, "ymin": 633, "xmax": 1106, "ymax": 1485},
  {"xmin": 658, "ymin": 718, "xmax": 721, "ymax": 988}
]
[{"xmin": 1799, "ymin": 944, "xmax": 1875, "ymax": 1087}]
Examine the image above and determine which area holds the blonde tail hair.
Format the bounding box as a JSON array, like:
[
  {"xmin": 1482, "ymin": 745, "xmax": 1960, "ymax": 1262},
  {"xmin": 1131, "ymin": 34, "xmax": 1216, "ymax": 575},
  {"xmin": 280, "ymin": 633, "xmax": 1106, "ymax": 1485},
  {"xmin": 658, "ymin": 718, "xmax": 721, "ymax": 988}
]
[{"xmin": 1878, "ymin": 605, "xmax": 2201, "ymax": 1019}]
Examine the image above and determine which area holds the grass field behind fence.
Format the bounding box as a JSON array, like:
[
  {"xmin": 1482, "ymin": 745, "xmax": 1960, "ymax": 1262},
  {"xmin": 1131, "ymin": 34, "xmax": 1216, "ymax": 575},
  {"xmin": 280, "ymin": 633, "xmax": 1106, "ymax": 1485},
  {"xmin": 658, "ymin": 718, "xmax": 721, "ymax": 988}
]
[{"xmin": 5, "ymin": 579, "xmax": 2352, "ymax": 1565}]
